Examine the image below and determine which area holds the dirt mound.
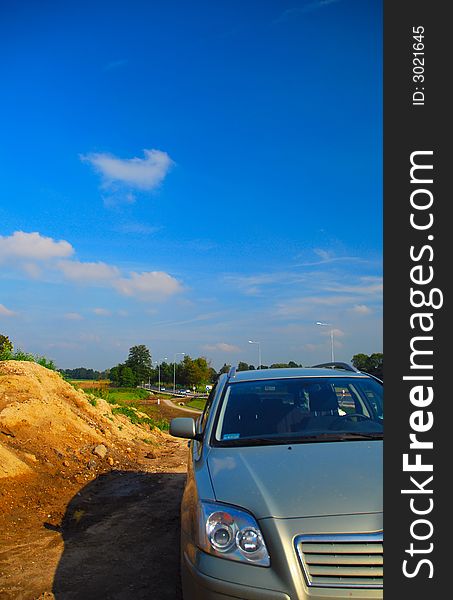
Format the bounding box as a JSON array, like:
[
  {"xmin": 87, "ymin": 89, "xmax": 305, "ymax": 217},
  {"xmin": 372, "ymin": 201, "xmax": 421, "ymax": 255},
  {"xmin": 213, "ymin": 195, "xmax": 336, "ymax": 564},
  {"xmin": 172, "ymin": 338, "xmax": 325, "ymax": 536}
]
[
  {"xmin": 0, "ymin": 361, "xmax": 166, "ymax": 480},
  {"xmin": 0, "ymin": 359, "xmax": 177, "ymax": 535},
  {"xmin": 0, "ymin": 361, "xmax": 189, "ymax": 600}
]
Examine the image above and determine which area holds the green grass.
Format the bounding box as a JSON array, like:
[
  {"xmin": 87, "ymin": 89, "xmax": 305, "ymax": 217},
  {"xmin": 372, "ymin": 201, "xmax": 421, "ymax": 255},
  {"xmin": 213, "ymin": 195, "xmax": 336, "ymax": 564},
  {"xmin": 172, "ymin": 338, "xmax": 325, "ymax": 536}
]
[
  {"xmin": 0, "ymin": 349, "xmax": 56, "ymax": 371},
  {"xmin": 107, "ymin": 387, "xmax": 151, "ymax": 401},
  {"xmin": 186, "ymin": 398, "xmax": 206, "ymax": 411}
]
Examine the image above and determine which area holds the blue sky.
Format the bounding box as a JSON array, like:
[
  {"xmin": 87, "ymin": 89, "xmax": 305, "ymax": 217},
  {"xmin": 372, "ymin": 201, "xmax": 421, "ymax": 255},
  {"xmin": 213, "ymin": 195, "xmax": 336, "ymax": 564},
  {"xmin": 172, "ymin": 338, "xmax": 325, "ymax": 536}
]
[{"xmin": 0, "ymin": 0, "xmax": 382, "ymax": 371}]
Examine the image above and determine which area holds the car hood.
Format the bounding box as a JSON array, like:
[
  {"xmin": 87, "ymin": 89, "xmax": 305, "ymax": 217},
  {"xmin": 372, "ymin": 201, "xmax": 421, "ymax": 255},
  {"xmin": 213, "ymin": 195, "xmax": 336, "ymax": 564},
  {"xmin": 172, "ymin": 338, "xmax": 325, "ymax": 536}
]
[{"xmin": 207, "ymin": 441, "xmax": 382, "ymax": 519}]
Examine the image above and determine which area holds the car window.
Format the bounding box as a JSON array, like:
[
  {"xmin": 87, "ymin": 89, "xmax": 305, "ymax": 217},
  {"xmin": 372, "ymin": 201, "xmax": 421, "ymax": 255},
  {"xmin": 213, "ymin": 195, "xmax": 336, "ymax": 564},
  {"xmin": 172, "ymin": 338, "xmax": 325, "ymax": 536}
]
[
  {"xmin": 213, "ymin": 377, "xmax": 383, "ymax": 445},
  {"xmin": 198, "ymin": 383, "xmax": 217, "ymax": 434}
]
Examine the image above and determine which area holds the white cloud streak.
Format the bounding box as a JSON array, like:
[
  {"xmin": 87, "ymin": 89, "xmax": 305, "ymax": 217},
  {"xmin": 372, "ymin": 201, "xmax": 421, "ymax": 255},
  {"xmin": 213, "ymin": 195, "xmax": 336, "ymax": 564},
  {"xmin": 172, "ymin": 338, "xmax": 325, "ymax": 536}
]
[
  {"xmin": 93, "ymin": 308, "xmax": 112, "ymax": 316},
  {"xmin": 352, "ymin": 304, "xmax": 373, "ymax": 315},
  {"xmin": 64, "ymin": 312, "xmax": 84, "ymax": 320},
  {"xmin": 81, "ymin": 148, "xmax": 174, "ymax": 191},
  {"xmin": 202, "ymin": 342, "xmax": 241, "ymax": 353},
  {"xmin": 113, "ymin": 271, "xmax": 182, "ymax": 300},
  {"xmin": 0, "ymin": 304, "xmax": 17, "ymax": 317}
]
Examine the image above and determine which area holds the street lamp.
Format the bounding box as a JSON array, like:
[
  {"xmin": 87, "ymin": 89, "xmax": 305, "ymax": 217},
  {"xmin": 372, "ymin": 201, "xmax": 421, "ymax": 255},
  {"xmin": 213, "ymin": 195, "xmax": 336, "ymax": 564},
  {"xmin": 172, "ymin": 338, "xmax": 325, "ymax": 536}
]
[
  {"xmin": 173, "ymin": 352, "xmax": 185, "ymax": 393},
  {"xmin": 153, "ymin": 357, "xmax": 168, "ymax": 391},
  {"xmin": 248, "ymin": 340, "xmax": 262, "ymax": 369},
  {"xmin": 316, "ymin": 322, "xmax": 335, "ymax": 362}
]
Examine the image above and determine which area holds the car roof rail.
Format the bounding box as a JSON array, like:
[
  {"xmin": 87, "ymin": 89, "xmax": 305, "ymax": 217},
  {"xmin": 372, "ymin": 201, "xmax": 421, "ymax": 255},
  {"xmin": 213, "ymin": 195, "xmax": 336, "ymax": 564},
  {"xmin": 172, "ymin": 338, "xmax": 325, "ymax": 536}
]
[
  {"xmin": 311, "ymin": 361, "xmax": 359, "ymax": 372},
  {"xmin": 228, "ymin": 366, "xmax": 237, "ymax": 379}
]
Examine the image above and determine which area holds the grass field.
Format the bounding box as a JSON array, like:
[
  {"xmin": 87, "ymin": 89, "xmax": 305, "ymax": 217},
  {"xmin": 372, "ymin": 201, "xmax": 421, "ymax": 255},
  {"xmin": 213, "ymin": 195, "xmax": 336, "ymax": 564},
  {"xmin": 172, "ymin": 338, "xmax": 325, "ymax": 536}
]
[{"xmin": 185, "ymin": 398, "xmax": 206, "ymax": 411}]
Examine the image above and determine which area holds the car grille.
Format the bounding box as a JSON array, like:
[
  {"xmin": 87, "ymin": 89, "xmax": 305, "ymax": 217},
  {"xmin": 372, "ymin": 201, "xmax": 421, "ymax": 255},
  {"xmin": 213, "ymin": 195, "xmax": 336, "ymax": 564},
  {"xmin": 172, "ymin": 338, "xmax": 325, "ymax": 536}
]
[{"xmin": 295, "ymin": 532, "xmax": 383, "ymax": 589}]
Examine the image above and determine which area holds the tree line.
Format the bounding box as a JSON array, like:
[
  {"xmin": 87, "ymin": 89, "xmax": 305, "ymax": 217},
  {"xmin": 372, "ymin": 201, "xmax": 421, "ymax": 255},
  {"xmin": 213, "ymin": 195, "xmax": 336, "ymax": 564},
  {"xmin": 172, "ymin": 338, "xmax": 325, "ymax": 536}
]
[
  {"xmin": 107, "ymin": 345, "xmax": 215, "ymax": 389},
  {"xmin": 108, "ymin": 345, "xmax": 384, "ymax": 387},
  {"xmin": 1, "ymin": 334, "xmax": 383, "ymax": 385},
  {"xmin": 60, "ymin": 367, "xmax": 109, "ymax": 380}
]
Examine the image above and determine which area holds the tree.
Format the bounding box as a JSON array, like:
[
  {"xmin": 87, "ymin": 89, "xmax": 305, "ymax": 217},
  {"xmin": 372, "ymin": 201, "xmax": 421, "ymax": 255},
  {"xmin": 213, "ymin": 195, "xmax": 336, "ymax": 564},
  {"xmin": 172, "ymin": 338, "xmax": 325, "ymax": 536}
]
[
  {"xmin": 368, "ymin": 353, "xmax": 383, "ymax": 379},
  {"xmin": 288, "ymin": 361, "xmax": 301, "ymax": 368},
  {"xmin": 159, "ymin": 361, "xmax": 172, "ymax": 385},
  {"xmin": 120, "ymin": 366, "xmax": 136, "ymax": 387},
  {"xmin": 109, "ymin": 365, "xmax": 122, "ymax": 386},
  {"xmin": 181, "ymin": 355, "xmax": 198, "ymax": 386},
  {"xmin": 237, "ymin": 361, "xmax": 249, "ymax": 371},
  {"xmin": 0, "ymin": 334, "xmax": 13, "ymax": 360},
  {"xmin": 208, "ymin": 366, "xmax": 218, "ymax": 382},
  {"xmin": 61, "ymin": 367, "xmax": 104, "ymax": 380},
  {"xmin": 193, "ymin": 357, "xmax": 211, "ymax": 384},
  {"xmin": 125, "ymin": 345, "xmax": 152, "ymax": 383},
  {"xmin": 352, "ymin": 353, "xmax": 383, "ymax": 379},
  {"xmin": 179, "ymin": 355, "xmax": 212, "ymax": 386}
]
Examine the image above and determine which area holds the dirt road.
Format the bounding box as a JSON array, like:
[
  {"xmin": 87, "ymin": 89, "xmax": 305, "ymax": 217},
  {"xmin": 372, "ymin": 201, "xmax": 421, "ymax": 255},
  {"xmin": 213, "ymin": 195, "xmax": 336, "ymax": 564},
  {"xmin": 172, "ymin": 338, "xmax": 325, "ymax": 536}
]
[
  {"xmin": 161, "ymin": 399, "xmax": 202, "ymax": 414},
  {"xmin": 0, "ymin": 442, "xmax": 188, "ymax": 600}
]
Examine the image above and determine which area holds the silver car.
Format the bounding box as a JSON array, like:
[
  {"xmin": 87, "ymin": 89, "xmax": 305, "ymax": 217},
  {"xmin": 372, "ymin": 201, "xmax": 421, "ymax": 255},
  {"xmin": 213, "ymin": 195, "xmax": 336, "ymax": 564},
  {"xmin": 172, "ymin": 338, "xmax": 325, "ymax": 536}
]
[{"xmin": 170, "ymin": 365, "xmax": 383, "ymax": 600}]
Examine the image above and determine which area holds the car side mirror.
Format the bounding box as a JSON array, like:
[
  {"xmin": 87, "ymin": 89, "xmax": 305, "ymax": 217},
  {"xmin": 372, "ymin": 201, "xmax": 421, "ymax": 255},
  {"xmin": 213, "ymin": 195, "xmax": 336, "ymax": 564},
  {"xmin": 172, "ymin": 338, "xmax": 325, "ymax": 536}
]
[{"xmin": 170, "ymin": 417, "xmax": 200, "ymax": 440}]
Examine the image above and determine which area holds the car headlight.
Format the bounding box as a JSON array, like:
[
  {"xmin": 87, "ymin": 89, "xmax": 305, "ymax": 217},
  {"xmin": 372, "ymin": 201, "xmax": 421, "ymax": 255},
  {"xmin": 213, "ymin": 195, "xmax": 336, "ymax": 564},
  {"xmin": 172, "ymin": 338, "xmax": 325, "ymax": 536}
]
[{"xmin": 197, "ymin": 501, "xmax": 270, "ymax": 567}]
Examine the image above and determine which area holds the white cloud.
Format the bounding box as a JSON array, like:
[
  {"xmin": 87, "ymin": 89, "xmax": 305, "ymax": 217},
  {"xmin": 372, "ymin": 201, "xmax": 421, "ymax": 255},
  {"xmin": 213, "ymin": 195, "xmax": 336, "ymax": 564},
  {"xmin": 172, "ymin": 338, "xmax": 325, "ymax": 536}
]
[
  {"xmin": 81, "ymin": 148, "xmax": 174, "ymax": 191},
  {"xmin": 102, "ymin": 191, "xmax": 136, "ymax": 208},
  {"xmin": 0, "ymin": 304, "xmax": 17, "ymax": 317},
  {"xmin": 352, "ymin": 304, "xmax": 373, "ymax": 315},
  {"xmin": 114, "ymin": 271, "xmax": 182, "ymax": 300},
  {"xmin": 0, "ymin": 231, "xmax": 74, "ymax": 261},
  {"xmin": 93, "ymin": 308, "xmax": 112, "ymax": 316},
  {"xmin": 295, "ymin": 248, "xmax": 367, "ymax": 267},
  {"xmin": 276, "ymin": 295, "xmax": 360, "ymax": 317},
  {"xmin": 57, "ymin": 259, "xmax": 182, "ymax": 302},
  {"xmin": 324, "ymin": 277, "xmax": 383, "ymax": 296},
  {"xmin": 20, "ymin": 262, "xmax": 42, "ymax": 279},
  {"xmin": 203, "ymin": 342, "xmax": 241, "ymax": 353},
  {"xmin": 314, "ymin": 248, "xmax": 332, "ymax": 261},
  {"xmin": 0, "ymin": 232, "xmax": 184, "ymax": 303},
  {"xmin": 225, "ymin": 272, "xmax": 305, "ymax": 296},
  {"xmin": 57, "ymin": 260, "xmax": 120, "ymax": 282},
  {"xmin": 64, "ymin": 312, "xmax": 84, "ymax": 320}
]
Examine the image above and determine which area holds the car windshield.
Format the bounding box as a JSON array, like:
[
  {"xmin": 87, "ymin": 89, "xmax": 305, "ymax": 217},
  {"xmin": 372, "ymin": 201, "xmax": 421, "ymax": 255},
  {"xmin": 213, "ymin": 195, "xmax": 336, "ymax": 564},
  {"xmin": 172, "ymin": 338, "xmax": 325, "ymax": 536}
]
[{"xmin": 213, "ymin": 376, "xmax": 383, "ymax": 446}]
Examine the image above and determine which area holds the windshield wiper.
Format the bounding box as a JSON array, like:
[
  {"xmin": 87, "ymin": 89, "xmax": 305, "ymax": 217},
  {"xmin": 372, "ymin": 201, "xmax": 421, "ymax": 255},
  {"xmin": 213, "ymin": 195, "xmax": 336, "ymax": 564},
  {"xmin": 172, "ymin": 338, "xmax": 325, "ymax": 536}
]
[
  {"xmin": 326, "ymin": 431, "xmax": 383, "ymax": 440},
  {"xmin": 218, "ymin": 437, "xmax": 285, "ymax": 446},
  {"xmin": 217, "ymin": 432, "xmax": 383, "ymax": 446}
]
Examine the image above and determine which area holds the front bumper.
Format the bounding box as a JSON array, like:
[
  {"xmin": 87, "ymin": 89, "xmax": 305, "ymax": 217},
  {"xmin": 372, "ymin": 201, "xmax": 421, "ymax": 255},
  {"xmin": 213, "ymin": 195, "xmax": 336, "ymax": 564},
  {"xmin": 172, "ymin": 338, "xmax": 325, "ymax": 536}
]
[
  {"xmin": 182, "ymin": 549, "xmax": 290, "ymax": 600},
  {"xmin": 181, "ymin": 514, "xmax": 383, "ymax": 600}
]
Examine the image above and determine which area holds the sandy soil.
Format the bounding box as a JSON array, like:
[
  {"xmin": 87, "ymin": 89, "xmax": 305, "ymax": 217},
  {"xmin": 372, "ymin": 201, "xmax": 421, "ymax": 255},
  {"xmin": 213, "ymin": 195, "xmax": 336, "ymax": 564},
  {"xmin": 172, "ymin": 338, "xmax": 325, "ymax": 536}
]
[{"xmin": 0, "ymin": 361, "xmax": 194, "ymax": 600}]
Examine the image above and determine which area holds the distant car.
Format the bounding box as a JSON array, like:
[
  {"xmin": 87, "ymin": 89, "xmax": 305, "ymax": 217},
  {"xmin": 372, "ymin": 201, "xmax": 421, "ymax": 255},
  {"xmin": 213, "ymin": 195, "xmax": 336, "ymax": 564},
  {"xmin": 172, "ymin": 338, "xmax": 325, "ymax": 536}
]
[
  {"xmin": 160, "ymin": 387, "xmax": 166, "ymax": 391},
  {"xmin": 170, "ymin": 366, "xmax": 383, "ymax": 600}
]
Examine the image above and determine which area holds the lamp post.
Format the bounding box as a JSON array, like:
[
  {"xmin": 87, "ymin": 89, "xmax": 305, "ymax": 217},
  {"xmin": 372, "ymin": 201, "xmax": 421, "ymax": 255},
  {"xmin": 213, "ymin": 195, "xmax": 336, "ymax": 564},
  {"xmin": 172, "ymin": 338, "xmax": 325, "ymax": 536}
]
[
  {"xmin": 316, "ymin": 322, "xmax": 335, "ymax": 362},
  {"xmin": 248, "ymin": 340, "xmax": 262, "ymax": 369},
  {"xmin": 154, "ymin": 357, "xmax": 168, "ymax": 391},
  {"xmin": 173, "ymin": 352, "xmax": 185, "ymax": 393}
]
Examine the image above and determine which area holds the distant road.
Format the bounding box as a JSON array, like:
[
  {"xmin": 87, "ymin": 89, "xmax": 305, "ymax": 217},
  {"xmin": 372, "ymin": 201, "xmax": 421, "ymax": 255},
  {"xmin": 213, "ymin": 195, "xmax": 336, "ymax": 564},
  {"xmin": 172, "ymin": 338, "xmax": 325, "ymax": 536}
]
[{"xmin": 139, "ymin": 385, "xmax": 208, "ymax": 399}]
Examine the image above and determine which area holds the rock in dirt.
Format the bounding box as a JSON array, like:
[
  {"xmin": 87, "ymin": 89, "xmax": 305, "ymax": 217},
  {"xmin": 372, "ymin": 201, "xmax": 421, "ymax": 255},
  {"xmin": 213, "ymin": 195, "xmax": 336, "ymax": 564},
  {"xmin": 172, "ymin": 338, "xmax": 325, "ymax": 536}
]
[{"xmin": 93, "ymin": 444, "xmax": 107, "ymax": 459}]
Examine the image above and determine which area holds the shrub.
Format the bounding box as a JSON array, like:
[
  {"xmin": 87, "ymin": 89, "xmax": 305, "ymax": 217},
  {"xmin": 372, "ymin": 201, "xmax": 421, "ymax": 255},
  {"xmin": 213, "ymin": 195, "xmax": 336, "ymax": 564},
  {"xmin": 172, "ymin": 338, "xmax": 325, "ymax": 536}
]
[{"xmin": 0, "ymin": 336, "xmax": 57, "ymax": 371}]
